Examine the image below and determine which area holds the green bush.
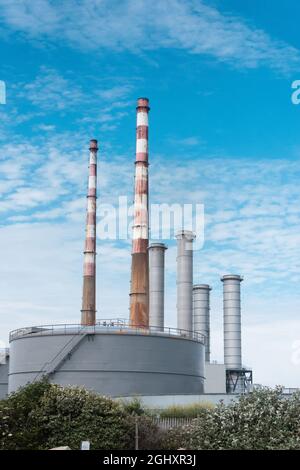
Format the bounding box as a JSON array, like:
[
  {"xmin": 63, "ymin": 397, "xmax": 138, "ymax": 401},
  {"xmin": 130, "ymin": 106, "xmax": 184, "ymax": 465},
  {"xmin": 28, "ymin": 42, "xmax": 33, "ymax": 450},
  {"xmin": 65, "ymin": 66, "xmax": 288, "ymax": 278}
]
[
  {"xmin": 162, "ymin": 387, "xmax": 300, "ymax": 450},
  {"xmin": 121, "ymin": 397, "xmax": 150, "ymax": 416},
  {"xmin": 0, "ymin": 381, "xmax": 161, "ymax": 450},
  {"xmin": 0, "ymin": 379, "xmax": 52, "ymax": 450}
]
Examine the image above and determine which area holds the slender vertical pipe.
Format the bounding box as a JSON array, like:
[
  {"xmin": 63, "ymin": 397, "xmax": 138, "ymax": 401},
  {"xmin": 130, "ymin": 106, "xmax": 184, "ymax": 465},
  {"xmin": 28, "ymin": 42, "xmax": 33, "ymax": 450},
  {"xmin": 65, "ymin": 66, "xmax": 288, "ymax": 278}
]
[
  {"xmin": 193, "ymin": 284, "xmax": 212, "ymax": 362},
  {"xmin": 221, "ymin": 274, "xmax": 243, "ymax": 369},
  {"xmin": 129, "ymin": 98, "xmax": 150, "ymax": 328},
  {"xmin": 149, "ymin": 243, "xmax": 167, "ymax": 331},
  {"xmin": 81, "ymin": 139, "xmax": 98, "ymax": 326},
  {"xmin": 176, "ymin": 230, "xmax": 195, "ymax": 333}
]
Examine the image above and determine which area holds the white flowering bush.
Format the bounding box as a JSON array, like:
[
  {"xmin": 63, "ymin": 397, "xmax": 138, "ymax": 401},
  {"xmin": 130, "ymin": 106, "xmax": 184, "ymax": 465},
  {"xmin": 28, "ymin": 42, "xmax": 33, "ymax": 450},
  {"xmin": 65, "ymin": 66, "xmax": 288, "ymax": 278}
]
[
  {"xmin": 163, "ymin": 387, "xmax": 300, "ymax": 450},
  {"xmin": 0, "ymin": 380, "xmax": 51, "ymax": 449}
]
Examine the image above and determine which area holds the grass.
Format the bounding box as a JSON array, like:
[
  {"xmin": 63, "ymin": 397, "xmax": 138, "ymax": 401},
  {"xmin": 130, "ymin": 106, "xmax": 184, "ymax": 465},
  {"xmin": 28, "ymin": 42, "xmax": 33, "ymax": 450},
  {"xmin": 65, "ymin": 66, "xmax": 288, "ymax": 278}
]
[{"xmin": 158, "ymin": 402, "xmax": 214, "ymax": 418}]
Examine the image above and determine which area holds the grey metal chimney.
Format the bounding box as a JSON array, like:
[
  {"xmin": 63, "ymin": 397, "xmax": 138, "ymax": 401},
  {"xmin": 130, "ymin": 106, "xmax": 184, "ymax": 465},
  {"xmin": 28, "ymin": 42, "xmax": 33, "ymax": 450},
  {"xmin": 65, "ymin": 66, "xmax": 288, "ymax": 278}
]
[
  {"xmin": 221, "ymin": 274, "xmax": 243, "ymax": 369},
  {"xmin": 149, "ymin": 243, "xmax": 167, "ymax": 331},
  {"xmin": 193, "ymin": 284, "xmax": 212, "ymax": 362},
  {"xmin": 176, "ymin": 230, "xmax": 195, "ymax": 333}
]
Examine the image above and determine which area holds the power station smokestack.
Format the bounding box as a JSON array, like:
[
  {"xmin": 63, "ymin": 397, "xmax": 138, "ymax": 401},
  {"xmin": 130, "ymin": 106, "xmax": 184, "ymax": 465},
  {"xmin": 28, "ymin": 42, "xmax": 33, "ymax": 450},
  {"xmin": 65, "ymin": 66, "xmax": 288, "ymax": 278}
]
[
  {"xmin": 129, "ymin": 98, "xmax": 150, "ymax": 328},
  {"xmin": 149, "ymin": 243, "xmax": 167, "ymax": 331},
  {"xmin": 81, "ymin": 139, "xmax": 98, "ymax": 326},
  {"xmin": 193, "ymin": 284, "xmax": 212, "ymax": 362},
  {"xmin": 176, "ymin": 230, "xmax": 195, "ymax": 333},
  {"xmin": 221, "ymin": 274, "xmax": 243, "ymax": 369}
]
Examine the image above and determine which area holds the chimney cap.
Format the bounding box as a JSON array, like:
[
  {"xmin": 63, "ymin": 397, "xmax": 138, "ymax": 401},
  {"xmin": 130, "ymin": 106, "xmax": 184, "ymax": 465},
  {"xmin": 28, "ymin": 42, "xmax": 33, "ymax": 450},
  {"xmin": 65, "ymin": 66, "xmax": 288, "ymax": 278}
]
[
  {"xmin": 148, "ymin": 242, "xmax": 168, "ymax": 250},
  {"xmin": 193, "ymin": 284, "xmax": 212, "ymax": 291},
  {"xmin": 89, "ymin": 139, "xmax": 98, "ymax": 151},
  {"xmin": 175, "ymin": 229, "xmax": 196, "ymax": 240},
  {"xmin": 137, "ymin": 97, "xmax": 150, "ymax": 110},
  {"xmin": 221, "ymin": 274, "xmax": 243, "ymax": 282}
]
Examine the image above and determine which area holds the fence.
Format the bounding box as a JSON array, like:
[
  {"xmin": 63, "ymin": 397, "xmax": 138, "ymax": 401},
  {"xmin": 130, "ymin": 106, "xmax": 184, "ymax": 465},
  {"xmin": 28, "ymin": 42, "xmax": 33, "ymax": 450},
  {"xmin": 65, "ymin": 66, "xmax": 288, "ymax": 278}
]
[
  {"xmin": 9, "ymin": 319, "xmax": 205, "ymax": 344},
  {"xmin": 151, "ymin": 417, "xmax": 194, "ymax": 430}
]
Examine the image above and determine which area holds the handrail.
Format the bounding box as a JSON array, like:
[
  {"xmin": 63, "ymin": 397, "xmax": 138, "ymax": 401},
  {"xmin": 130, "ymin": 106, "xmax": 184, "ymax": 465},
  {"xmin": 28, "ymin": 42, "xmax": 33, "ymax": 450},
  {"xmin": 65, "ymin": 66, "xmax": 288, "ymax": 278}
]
[{"xmin": 9, "ymin": 319, "xmax": 205, "ymax": 344}]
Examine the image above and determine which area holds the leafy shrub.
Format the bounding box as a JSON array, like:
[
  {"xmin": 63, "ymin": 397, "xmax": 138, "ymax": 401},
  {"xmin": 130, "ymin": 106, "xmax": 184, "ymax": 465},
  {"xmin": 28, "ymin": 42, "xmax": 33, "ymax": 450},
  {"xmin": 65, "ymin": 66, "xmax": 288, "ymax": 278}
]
[
  {"xmin": 32, "ymin": 384, "xmax": 134, "ymax": 449},
  {"xmin": 0, "ymin": 381, "xmax": 161, "ymax": 450},
  {"xmin": 162, "ymin": 387, "xmax": 300, "ymax": 450},
  {"xmin": 0, "ymin": 380, "xmax": 51, "ymax": 450},
  {"xmin": 132, "ymin": 415, "xmax": 166, "ymax": 450},
  {"xmin": 121, "ymin": 397, "xmax": 150, "ymax": 416}
]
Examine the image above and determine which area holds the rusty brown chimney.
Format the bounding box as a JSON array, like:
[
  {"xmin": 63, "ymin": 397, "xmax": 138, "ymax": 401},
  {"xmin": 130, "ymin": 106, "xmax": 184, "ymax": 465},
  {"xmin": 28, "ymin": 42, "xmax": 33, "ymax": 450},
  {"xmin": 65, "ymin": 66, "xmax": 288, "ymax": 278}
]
[
  {"xmin": 81, "ymin": 139, "xmax": 98, "ymax": 326},
  {"xmin": 129, "ymin": 98, "xmax": 150, "ymax": 328}
]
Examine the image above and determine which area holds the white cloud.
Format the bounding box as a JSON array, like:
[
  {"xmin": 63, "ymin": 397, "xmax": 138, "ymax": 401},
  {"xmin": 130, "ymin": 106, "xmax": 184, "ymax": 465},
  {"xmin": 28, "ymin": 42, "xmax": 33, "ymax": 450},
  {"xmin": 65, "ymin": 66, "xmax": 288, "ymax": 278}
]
[
  {"xmin": 37, "ymin": 124, "xmax": 56, "ymax": 132},
  {"xmin": 17, "ymin": 66, "xmax": 86, "ymax": 111},
  {"xmin": 0, "ymin": 0, "xmax": 298, "ymax": 72}
]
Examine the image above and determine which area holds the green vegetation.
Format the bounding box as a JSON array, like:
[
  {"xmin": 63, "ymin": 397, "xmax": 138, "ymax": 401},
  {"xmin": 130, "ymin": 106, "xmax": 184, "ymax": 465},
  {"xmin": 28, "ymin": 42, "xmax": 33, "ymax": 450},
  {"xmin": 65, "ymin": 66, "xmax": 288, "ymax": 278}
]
[
  {"xmin": 163, "ymin": 387, "xmax": 300, "ymax": 450},
  {"xmin": 0, "ymin": 381, "xmax": 161, "ymax": 450},
  {"xmin": 159, "ymin": 402, "xmax": 214, "ymax": 418},
  {"xmin": 121, "ymin": 397, "xmax": 150, "ymax": 416},
  {"xmin": 2, "ymin": 383, "xmax": 300, "ymax": 449}
]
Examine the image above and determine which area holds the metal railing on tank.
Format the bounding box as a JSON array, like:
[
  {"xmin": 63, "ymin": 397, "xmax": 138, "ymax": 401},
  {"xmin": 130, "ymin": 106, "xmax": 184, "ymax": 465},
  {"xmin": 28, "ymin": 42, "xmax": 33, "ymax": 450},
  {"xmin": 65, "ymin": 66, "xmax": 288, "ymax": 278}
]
[{"xmin": 9, "ymin": 319, "xmax": 205, "ymax": 344}]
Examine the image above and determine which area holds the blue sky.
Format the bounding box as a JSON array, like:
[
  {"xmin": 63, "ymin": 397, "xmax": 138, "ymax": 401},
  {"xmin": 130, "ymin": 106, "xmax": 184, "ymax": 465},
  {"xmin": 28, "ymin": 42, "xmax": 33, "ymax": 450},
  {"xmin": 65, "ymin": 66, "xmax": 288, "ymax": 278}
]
[{"xmin": 1, "ymin": 0, "xmax": 300, "ymax": 387}]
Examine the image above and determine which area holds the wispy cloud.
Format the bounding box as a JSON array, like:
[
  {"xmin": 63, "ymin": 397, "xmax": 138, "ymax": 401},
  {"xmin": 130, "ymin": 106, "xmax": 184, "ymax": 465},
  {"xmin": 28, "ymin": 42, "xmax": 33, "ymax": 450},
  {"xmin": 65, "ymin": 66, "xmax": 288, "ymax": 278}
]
[
  {"xmin": 1, "ymin": 135, "xmax": 300, "ymax": 291},
  {"xmin": 16, "ymin": 66, "xmax": 85, "ymax": 110},
  {"xmin": 0, "ymin": 0, "xmax": 299, "ymax": 72}
]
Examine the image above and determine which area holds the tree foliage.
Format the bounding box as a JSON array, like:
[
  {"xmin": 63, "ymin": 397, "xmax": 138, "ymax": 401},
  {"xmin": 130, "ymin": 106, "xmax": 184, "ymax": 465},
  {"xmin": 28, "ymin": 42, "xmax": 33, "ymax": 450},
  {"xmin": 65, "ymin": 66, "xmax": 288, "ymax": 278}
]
[{"xmin": 0, "ymin": 381, "xmax": 159, "ymax": 450}]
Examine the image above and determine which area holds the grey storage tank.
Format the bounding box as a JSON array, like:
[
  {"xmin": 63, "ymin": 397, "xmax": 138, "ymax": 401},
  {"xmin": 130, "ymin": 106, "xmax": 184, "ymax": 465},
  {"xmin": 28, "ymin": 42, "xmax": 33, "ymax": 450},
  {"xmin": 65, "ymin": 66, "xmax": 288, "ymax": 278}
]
[
  {"xmin": 8, "ymin": 322, "xmax": 205, "ymax": 396},
  {"xmin": 176, "ymin": 230, "xmax": 195, "ymax": 333},
  {"xmin": 0, "ymin": 349, "xmax": 9, "ymax": 399},
  {"xmin": 193, "ymin": 284, "xmax": 212, "ymax": 363},
  {"xmin": 149, "ymin": 243, "xmax": 167, "ymax": 330}
]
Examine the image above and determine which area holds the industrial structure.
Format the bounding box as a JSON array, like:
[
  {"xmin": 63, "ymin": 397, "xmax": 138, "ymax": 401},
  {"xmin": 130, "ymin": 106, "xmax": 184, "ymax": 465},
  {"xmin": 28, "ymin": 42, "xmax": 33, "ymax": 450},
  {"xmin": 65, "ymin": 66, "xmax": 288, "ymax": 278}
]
[
  {"xmin": 0, "ymin": 97, "xmax": 253, "ymax": 401},
  {"xmin": 81, "ymin": 139, "xmax": 98, "ymax": 326},
  {"xmin": 221, "ymin": 275, "xmax": 252, "ymax": 393},
  {"xmin": 129, "ymin": 98, "xmax": 150, "ymax": 329}
]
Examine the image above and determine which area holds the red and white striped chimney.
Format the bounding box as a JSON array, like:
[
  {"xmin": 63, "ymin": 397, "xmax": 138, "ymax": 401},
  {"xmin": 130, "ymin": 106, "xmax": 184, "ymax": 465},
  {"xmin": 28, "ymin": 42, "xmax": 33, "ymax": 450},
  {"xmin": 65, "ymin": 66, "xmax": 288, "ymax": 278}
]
[
  {"xmin": 81, "ymin": 139, "xmax": 98, "ymax": 326},
  {"xmin": 129, "ymin": 98, "xmax": 150, "ymax": 328}
]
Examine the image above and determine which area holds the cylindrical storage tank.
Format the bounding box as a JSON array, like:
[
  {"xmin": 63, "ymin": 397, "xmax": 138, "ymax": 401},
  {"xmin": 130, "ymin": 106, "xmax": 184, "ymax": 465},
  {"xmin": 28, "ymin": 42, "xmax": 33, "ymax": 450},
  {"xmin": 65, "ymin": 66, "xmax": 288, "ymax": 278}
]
[
  {"xmin": 176, "ymin": 230, "xmax": 195, "ymax": 333},
  {"xmin": 221, "ymin": 274, "xmax": 243, "ymax": 369},
  {"xmin": 8, "ymin": 326, "xmax": 205, "ymax": 396},
  {"xmin": 193, "ymin": 284, "xmax": 212, "ymax": 363},
  {"xmin": 149, "ymin": 243, "xmax": 167, "ymax": 331}
]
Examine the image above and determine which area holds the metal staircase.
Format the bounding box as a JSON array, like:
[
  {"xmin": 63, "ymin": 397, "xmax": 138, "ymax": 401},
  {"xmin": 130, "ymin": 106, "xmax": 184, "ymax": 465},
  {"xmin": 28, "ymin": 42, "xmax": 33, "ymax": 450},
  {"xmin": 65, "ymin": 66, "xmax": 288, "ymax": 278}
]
[{"xmin": 34, "ymin": 331, "xmax": 88, "ymax": 382}]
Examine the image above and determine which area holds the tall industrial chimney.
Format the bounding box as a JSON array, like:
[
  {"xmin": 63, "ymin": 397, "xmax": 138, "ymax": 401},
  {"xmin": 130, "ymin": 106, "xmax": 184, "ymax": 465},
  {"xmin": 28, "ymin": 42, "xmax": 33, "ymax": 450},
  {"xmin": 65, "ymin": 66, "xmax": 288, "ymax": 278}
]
[
  {"xmin": 193, "ymin": 284, "xmax": 212, "ymax": 362},
  {"xmin": 81, "ymin": 139, "xmax": 98, "ymax": 326},
  {"xmin": 149, "ymin": 243, "xmax": 167, "ymax": 331},
  {"xmin": 129, "ymin": 98, "xmax": 150, "ymax": 328},
  {"xmin": 221, "ymin": 275, "xmax": 243, "ymax": 370},
  {"xmin": 176, "ymin": 230, "xmax": 195, "ymax": 333}
]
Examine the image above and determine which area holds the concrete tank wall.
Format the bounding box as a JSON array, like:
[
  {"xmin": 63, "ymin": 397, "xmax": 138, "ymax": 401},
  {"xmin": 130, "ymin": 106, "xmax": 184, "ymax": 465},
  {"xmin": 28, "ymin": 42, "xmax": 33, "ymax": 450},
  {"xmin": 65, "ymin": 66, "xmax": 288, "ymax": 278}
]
[
  {"xmin": 9, "ymin": 331, "xmax": 205, "ymax": 396},
  {"xmin": 0, "ymin": 355, "xmax": 9, "ymax": 399}
]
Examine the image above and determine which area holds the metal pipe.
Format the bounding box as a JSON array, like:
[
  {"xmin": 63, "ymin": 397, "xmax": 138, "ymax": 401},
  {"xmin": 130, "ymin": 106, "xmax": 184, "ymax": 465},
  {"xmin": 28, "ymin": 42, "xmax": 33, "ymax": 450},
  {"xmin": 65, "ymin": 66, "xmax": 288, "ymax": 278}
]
[
  {"xmin": 193, "ymin": 284, "xmax": 212, "ymax": 362},
  {"xmin": 81, "ymin": 139, "xmax": 98, "ymax": 326},
  {"xmin": 221, "ymin": 274, "xmax": 243, "ymax": 369},
  {"xmin": 149, "ymin": 243, "xmax": 168, "ymax": 331},
  {"xmin": 129, "ymin": 98, "xmax": 150, "ymax": 328},
  {"xmin": 176, "ymin": 230, "xmax": 195, "ymax": 333}
]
